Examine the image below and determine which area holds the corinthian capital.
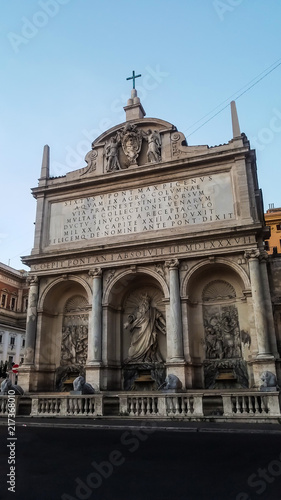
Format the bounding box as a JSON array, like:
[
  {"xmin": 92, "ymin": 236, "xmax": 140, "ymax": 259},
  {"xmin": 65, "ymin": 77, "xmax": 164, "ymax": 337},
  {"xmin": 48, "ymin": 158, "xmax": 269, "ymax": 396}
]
[
  {"xmin": 259, "ymin": 249, "xmax": 269, "ymax": 262},
  {"xmin": 244, "ymin": 249, "xmax": 260, "ymax": 260},
  {"xmin": 27, "ymin": 275, "xmax": 38, "ymax": 286},
  {"xmin": 165, "ymin": 258, "xmax": 180, "ymax": 270},
  {"xmin": 89, "ymin": 267, "xmax": 102, "ymax": 278}
]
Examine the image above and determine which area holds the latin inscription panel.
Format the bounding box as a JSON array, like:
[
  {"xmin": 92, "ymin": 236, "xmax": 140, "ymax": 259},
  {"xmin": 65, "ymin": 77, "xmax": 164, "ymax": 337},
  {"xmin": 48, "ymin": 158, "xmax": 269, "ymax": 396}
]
[{"xmin": 48, "ymin": 173, "xmax": 235, "ymax": 245}]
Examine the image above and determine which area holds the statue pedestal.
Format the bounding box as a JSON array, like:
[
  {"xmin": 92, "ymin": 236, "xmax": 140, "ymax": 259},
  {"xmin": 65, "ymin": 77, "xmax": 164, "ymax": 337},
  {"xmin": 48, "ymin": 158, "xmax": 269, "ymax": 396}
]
[
  {"xmin": 17, "ymin": 365, "xmax": 34, "ymax": 392},
  {"xmin": 85, "ymin": 363, "xmax": 102, "ymax": 390},
  {"xmin": 248, "ymin": 357, "xmax": 277, "ymax": 388},
  {"xmin": 203, "ymin": 359, "xmax": 249, "ymax": 389},
  {"xmin": 122, "ymin": 363, "xmax": 166, "ymax": 391},
  {"xmin": 165, "ymin": 361, "xmax": 187, "ymax": 389},
  {"xmin": 133, "ymin": 374, "xmax": 157, "ymax": 391}
]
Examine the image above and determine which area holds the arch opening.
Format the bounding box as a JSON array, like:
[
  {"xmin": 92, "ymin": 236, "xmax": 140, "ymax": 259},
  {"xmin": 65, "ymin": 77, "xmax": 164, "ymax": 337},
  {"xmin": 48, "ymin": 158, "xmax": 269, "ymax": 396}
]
[
  {"xmin": 37, "ymin": 279, "xmax": 90, "ymax": 391},
  {"xmin": 185, "ymin": 263, "xmax": 250, "ymax": 389},
  {"xmin": 104, "ymin": 271, "xmax": 167, "ymax": 390}
]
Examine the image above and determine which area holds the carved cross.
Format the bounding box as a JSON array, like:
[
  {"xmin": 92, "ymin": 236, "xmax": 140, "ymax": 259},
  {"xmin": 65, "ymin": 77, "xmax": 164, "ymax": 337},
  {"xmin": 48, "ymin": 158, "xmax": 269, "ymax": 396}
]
[{"xmin": 126, "ymin": 70, "xmax": 141, "ymax": 89}]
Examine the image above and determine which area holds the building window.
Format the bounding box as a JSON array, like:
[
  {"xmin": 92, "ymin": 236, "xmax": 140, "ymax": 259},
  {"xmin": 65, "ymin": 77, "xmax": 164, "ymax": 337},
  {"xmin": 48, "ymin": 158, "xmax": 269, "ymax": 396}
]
[
  {"xmin": 10, "ymin": 297, "xmax": 16, "ymax": 311},
  {"xmin": 264, "ymin": 241, "xmax": 269, "ymax": 251},
  {"xmin": 10, "ymin": 337, "xmax": 15, "ymax": 346},
  {"xmin": 1, "ymin": 294, "xmax": 7, "ymax": 307},
  {"xmin": 277, "ymin": 224, "xmax": 281, "ymax": 231},
  {"xmin": 20, "ymin": 357, "xmax": 24, "ymax": 364},
  {"xmin": 0, "ymin": 334, "xmax": 2, "ymax": 344},
  {"xmin": 22, "ymin": 338, "xmax": 25, "ymax": 348}
]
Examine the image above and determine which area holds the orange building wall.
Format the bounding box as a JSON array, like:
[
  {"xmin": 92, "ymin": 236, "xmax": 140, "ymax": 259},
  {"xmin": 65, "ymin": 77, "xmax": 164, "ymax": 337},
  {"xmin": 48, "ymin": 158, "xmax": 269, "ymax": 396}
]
[{"xmin": 264, "ymin": 207, "xmax": 281, "ymax": 254}]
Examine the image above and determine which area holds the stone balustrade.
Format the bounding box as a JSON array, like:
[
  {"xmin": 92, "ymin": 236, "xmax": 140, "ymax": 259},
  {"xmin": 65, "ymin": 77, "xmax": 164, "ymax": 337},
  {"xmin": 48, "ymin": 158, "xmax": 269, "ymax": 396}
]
[
  {"xmin": 165, "ymin": 394, "xmax": 203, "ymax": 417},
  {"xmin": 119, "ymin": 393, "xmax": 203, "ymax": 417},
  {"xmin": 0, "ymin": 396, "xmax": 20, "ymax": 416},
  {"xmin": 30, "ymin": 395, "xmax": 103, "ymax": 417},
  {"xmin": 119, "ymin": 394, "xmax": 163, "ymax": 417},
  {"xmin": 0, "ymin": 392, "xmax": 280, "ymax": 420},
  {"xmin": 221, "ymin": 392, "xmax": 280, "ymax": 417}
]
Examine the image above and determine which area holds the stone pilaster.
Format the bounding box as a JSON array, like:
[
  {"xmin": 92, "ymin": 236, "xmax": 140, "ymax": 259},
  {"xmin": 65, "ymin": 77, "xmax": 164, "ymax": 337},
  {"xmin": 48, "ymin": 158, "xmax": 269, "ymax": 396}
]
[
  {"xmin": 245, "ymin": 250, "xmax": 272, "ymax": 358},
  {"xmin": 17, "ymin": 287, "xmax": 23, "ymax": 313},
  {"xmin": 87, "ymin": 268, "xmax": 102, "ymax": 364},
  {"xmin": 23, "ymin": 276, "xmax": 39, "ymax": 366},
  {"xmin": 245, "ymin": 249, "xmax": 275, "ymax": 387},
  {"xmin": 259, "ymin": 251, "xmax": 279, "ymax": 357},
  {"xmin": 86, "ymin": 268, "xmax": 103, "ymax": 388},
  {"xmin": 18, "ymin": 276, "xmax": 39, "ymax": 392},
  {"xmin": 166, "ymin": 259, "xmax": 184, "ymax": 361},
  {"xmin": 165, "ymin": 259, "xmax": 186, "ymax": 385}
]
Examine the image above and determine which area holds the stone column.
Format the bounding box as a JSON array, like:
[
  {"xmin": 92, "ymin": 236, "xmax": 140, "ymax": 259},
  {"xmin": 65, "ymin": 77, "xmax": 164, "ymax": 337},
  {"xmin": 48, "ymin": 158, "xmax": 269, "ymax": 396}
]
[
  {"xmin": 245, "ymin": 250, "xmax": 272, "ymax": 358},
  {"xmin": 259, "ymin": 251, "xmax": 279, "ymax": 357},
  {"xmin": 23, "ymin": 276, "xmax": 39, "ymax": 366},
  {"xmin": 87, "ymin": 268, "xmax": 102, "ymax": 364},
  {"xmin": 166, "ymin": 259, "xmax": 184, "ymax": 361}
]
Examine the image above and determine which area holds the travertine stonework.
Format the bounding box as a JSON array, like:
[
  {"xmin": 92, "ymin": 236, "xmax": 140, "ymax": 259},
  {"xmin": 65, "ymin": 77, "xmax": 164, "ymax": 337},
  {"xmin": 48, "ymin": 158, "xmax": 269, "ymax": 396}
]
[{"xmin": 19, "ymin": 93, "xmax": 280, "ymax": 393}]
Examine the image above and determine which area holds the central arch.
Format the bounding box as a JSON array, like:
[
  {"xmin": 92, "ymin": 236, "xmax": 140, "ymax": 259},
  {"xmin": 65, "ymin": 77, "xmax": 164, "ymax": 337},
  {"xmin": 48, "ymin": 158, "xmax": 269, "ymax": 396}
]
[{"xmin": 102, "ymin": 267, "xmax": 168, "ymax": 390}]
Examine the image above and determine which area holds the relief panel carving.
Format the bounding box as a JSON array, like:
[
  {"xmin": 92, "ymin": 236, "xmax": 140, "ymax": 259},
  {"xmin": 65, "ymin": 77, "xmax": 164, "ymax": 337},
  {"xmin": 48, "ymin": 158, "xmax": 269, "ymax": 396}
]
[
  {"xmin": 60, "ymin": 295, "xmax": 89, "ymax": 366},
  {"xmin": 202, "ymin": 280, "xmax": 248, "ymax": 389}
]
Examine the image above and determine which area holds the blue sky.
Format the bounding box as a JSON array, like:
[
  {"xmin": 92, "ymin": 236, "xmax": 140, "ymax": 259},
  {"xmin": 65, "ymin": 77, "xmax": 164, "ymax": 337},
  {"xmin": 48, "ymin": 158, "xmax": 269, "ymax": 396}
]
[{"xmin": 1, "ymin": 0, "xmax": 281, "ymax": 269}]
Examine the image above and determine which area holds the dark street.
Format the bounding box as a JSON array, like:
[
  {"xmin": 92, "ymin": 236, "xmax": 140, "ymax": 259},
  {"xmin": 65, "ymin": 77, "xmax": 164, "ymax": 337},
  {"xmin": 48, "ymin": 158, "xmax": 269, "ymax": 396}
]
[{"xmin": 1, "ymin": 423, "xmax": 281, "ymax": 500}]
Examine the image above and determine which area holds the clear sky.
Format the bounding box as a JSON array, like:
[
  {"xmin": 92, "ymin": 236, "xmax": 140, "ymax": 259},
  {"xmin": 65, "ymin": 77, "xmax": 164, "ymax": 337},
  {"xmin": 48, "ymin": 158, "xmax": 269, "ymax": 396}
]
[{"xmin": 1, "ymin": 0, "xmax": 281, "ymax": 270}]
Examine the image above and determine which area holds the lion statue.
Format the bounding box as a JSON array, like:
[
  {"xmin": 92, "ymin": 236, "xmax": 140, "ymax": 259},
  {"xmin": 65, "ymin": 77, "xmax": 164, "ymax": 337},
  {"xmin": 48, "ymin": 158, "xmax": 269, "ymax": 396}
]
[
  {"xmin": 160, "ymin": 374, "xmax": 183, "ymax": 391},
  {"xmin": 0, "ymin": 378, "xmax": 24, "ymax": 395},
  {"xmin": 73, "ymin": 376, "xmax": 95, "ymax": 394},
  {"xmin": 260, "ymin": 371, "xmax": 278, "ymax": 391}
]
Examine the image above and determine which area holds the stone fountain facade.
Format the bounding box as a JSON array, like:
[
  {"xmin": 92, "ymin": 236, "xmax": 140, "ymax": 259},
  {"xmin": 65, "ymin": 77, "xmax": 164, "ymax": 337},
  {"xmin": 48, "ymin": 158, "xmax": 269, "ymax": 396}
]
[{"xmin": 18, "ymin": 91, "xmax": 280, "ymax": 414}]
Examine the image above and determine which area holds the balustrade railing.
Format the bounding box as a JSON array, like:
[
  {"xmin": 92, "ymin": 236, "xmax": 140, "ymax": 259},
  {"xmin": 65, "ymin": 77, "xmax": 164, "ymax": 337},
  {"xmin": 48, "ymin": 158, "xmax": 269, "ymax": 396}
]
[
  {"xmin": 165, "ymin": 394, "xmax": 203, "ymax": 417},
  {"xmin": 0, "ymin": 395, "xmax": 20, "ymax": 416},
  {"xmin": 1, "ymin": 391, "xmax": 279, "ymax": 419},
  {"xmin": 119, "ymin": 393, "xmax": 204, "ymax": 417},
  {"xmin": 30, "ymin": 395, "xmax": 103, "ymax": 417},
  {"xmin": 222, "ymin": 392, "xmax": 280, "ymax": 417},
  {"xmin": 119, "ymin": 395, "xmax": 163, "ymax": 417}
]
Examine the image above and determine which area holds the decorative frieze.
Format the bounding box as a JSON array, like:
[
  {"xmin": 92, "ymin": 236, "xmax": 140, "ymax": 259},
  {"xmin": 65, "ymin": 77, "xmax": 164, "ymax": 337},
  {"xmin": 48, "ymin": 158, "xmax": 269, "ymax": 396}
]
[{"xmin": 30, "ymin": 235, "xmax": 256, "ymax": 272}]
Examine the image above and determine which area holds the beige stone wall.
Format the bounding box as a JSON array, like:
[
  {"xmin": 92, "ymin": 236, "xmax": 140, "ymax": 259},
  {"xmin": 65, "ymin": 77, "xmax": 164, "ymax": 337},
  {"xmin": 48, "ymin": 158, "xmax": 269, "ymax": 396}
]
[{"xmin": 19, "ymin": 113, "xmax": 279, "ymax": 392}]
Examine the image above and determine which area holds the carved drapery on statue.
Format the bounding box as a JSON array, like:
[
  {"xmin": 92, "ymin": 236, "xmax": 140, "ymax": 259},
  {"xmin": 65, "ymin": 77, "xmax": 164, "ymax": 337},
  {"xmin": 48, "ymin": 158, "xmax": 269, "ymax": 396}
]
[
  {"xmin": 143, "ymin": 129, "xmax": 161, "ymax": 163},
  {"xmin": 124, "ymin": 292, "xmax": 166, "ymax": 363},
  {"xmin": 105, "ymin": 136, "xmax": 121, "ymax": 172},
  {"xmin": 122, "ymin": 289, "xmax": 166, "ymax": 390},
  {"xmin": 60, "ymin": 295, "xmax": 89, "ymax": 366},
  {"xmin": 83, "ymin": 143, "xmax": 97, "ymax": 175},
  {"xmin": 202, "ymin": 280, "xmax": 248, "ymax": 389}
]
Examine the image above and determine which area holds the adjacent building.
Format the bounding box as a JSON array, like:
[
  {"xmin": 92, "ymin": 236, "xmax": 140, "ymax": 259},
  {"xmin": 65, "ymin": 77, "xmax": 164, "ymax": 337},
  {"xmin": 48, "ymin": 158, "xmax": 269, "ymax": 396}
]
[
  {"xmin": 264, "ymin": 205, "xmax": 281, "ymax": 254},
  {"xmin": 0, "ymin": 262, "xmax": 28, "ymax": 367}
]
